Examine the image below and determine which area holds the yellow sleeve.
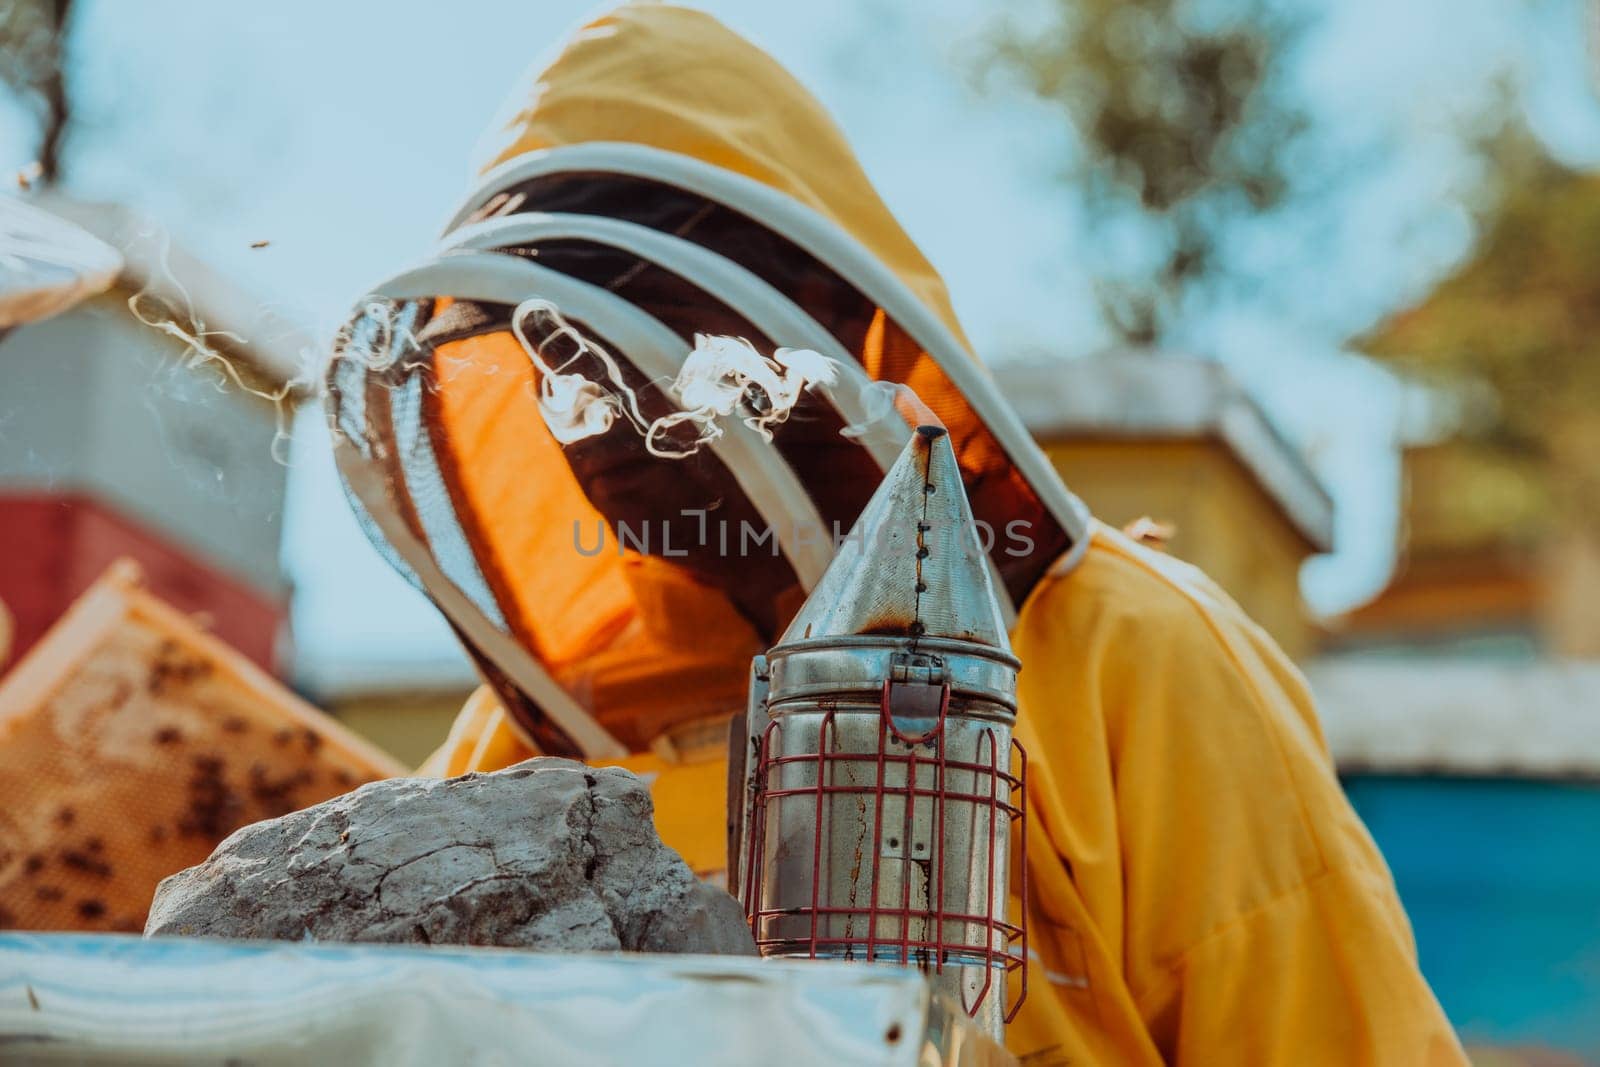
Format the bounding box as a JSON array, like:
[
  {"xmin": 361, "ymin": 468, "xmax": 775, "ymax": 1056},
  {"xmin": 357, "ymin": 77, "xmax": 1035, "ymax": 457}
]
[
  {"xmin": 1144, "ymin": 864, "xmax": 1466, "ymax": 1064},
  {"xmin": 1014, "ymin": 531, "xmax": 1466, "ymax": 1065}
]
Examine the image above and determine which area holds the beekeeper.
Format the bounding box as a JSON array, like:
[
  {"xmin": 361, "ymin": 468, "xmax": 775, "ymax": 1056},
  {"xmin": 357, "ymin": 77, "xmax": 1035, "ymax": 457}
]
[{"xmin": 326, "ymin": 5, "xmax": 1465, "ymax": 1062}]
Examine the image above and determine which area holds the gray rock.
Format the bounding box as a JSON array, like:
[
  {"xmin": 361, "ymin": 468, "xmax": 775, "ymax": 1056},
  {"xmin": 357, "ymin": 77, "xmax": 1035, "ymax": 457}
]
[{"xmin": 145, "ymin": 758, "xmax": 755, "ymax": 956}]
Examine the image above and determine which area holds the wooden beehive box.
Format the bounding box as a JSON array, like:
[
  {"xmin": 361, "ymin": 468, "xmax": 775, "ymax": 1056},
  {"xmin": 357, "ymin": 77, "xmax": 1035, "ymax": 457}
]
[{"xmin": 0, "ymin": 561, "xmax": 407, "ymax": 932}]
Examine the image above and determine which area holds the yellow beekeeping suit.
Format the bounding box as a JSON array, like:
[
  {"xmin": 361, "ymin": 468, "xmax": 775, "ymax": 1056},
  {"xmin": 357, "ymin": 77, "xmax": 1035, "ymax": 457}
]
[{"xmin": 393, "ymin": 6, "xmax": 1463, "ymax": 1061}]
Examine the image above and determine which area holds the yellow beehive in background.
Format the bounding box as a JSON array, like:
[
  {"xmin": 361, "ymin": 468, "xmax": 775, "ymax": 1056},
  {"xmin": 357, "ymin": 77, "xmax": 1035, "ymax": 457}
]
[
  {"xmin": 998, "ymin": 352, "xmax": 1334, "ymax": 661},
  {"xmin": 0, "ymin": 561, "xmax": 406, "ymax": 932}
]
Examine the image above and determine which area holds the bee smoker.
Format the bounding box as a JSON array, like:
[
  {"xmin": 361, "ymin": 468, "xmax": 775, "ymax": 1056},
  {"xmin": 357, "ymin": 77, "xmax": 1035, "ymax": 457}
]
[{"xmin": 732, "ymin": 426, "xmax": 1027, "ymax": 1041}]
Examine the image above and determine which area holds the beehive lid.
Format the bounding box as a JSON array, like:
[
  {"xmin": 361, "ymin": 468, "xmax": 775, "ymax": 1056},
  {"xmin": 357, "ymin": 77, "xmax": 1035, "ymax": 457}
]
[
  {"xmin": 0, "ymin": 561, "xmax": 406, "ymax": 932},
  {"xmin": 0, "ymin": 196, "xmax": 122, "ymax": 328},
  {"xmin": 0, "ymin": 934, "xmax": 1009, "ymax": 1066}
]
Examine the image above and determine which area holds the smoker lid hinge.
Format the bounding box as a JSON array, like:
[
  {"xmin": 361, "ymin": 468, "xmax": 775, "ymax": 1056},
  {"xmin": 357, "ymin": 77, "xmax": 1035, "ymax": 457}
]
[{"xmin": 889, "ymin": 651, "xmax": 946, "ymax": 688}]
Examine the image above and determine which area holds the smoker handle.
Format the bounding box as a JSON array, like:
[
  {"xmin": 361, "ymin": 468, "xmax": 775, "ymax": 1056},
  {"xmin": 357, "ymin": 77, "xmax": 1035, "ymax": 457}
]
[
  {"xmin": 724, "ymin": 707, "xmax": 747, "ymax": 896},
  {"xmin": 728, "ymin": 656, "xmax": 771, "ymax": 898}
]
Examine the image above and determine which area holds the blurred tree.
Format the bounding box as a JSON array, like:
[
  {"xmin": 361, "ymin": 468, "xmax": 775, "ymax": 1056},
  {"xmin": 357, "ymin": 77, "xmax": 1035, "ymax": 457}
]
[
  {"xmin": 1365, "ymin": 127, "xmax": 1600, "ymax": 527},
  {"xmin": 0, "ymin": 0, "xmax": 76, "ymax": 183},
  {"xmin": 1365, "ymin": 123, "xmax": 1600, "ymax": 653},
  {"xmin": 984, "ymin": 0, "xmax": 1307, "ymax": 346}
]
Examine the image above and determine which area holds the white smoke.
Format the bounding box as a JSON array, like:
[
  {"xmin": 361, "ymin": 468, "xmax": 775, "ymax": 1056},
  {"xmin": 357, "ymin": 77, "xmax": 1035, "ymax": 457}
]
[
  {"xmin": 658, "ymin": 334, "xmax": 838, "ymax": 445},
  {"xmin": 839, "ymin": 378, "xmax": 943, "ymax": 437},
  {"xmin": 511, "ymin": 298, "xmax": 652, "ymax": 446},
  {"xmin": 511, "ymin": 298, "xmax": 839, "ymax": 458}
]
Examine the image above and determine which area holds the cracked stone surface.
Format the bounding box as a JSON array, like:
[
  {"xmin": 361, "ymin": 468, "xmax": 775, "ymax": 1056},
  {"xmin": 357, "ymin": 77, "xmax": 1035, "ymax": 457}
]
[{"xmin": 144, "ymin": 758, "xmax": 755, "ymax": 956}]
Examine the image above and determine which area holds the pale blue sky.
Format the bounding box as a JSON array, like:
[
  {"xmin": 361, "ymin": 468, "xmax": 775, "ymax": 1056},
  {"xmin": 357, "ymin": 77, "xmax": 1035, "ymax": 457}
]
[{"xmin": 7, "ymin": 0, "xmax": 1598, "ymax": 687}]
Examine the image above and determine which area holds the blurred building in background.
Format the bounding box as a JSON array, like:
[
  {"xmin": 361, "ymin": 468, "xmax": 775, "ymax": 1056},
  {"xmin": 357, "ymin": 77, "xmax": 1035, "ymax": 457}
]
[
  {"xmin": 1329, "ymin": 442, "xmax": 1547, "ymax": 657},
  {"xmin": 999, "ymin": 351, "xmax": 1334, "ymax": 660},
  {"xmin": 0, "ymin": 199, "xmax": 306, "ymax": 673},
  {"xmin": 1330, "ymin": 437, "xmax": 1600, "ymax": 660}
]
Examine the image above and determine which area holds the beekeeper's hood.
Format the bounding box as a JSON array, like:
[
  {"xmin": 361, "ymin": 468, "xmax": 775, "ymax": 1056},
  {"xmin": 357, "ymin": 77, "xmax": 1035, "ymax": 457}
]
[{"xmin": 327, "ymin": 4, "xmax": 1088, "ymax": 759}]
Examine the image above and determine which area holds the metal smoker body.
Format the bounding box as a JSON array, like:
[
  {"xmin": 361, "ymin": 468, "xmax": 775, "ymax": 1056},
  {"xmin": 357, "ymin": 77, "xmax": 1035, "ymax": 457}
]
[{"xmin": 735, "ymin": 426, "xmax": 1027, "ymax": 1040}]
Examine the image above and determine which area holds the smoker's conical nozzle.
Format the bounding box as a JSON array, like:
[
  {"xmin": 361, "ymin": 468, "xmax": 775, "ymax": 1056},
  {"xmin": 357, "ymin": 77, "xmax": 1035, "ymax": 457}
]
[{"xmin": 780, "ymin": 425, "xmax": 1010, "ymax": 649}]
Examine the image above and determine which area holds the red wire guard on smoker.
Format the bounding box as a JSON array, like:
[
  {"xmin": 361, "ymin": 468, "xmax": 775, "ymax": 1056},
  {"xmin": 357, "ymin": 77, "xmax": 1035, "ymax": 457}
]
[{"xmin": 741, "ymin": 680, "xmax": 1028, "ymax": 1021}]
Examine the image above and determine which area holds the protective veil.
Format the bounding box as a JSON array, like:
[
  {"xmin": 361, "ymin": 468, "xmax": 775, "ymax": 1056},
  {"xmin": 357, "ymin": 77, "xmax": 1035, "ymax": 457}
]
[{"xmin": 328, "ymin": 6, "xmax": 1465, "ymax": 1062}]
